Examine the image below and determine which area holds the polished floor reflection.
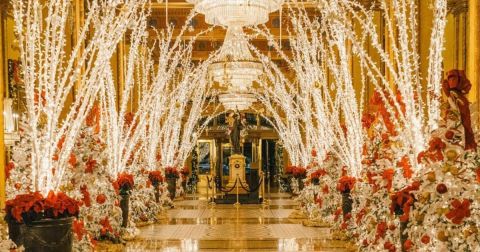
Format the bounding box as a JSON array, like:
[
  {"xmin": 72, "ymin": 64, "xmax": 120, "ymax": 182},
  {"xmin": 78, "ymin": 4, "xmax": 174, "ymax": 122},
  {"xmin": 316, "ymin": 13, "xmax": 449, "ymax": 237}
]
[{"xmin": 125, "ymin": 193, "xmax": 352, "ymax": 251}]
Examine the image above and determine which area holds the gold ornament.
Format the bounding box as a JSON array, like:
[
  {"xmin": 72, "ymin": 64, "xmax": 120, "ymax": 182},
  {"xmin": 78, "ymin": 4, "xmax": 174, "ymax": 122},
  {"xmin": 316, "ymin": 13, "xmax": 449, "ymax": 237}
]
[
  {"xmin": 437, "ymin": 230, "xmax": 449, "ymax": 242},
  {"xmin": 445, "ymin": 149, "xmax": 458, "ymax": 161},
  {"xmin": 427, "ymin": 172, "xmax": 436, "ymax": 182},
  {"xmin": 449, "ymin": 166, "xmax": 459, "ymax": 175}
]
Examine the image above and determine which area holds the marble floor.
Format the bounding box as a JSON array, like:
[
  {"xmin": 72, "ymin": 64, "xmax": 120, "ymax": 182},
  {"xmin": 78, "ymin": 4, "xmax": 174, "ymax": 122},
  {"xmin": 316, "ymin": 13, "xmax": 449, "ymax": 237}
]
[{"xmin": 125, "ymin": 192, "xmax": 352, "ymax": 251}]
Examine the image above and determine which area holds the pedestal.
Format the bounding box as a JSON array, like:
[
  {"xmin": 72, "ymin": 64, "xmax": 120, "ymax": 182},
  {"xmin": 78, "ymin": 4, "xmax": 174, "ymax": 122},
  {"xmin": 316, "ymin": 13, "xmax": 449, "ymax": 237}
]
[{"xmin": 226, "ymin": 154, "xmax": 249, "ymax": 194}]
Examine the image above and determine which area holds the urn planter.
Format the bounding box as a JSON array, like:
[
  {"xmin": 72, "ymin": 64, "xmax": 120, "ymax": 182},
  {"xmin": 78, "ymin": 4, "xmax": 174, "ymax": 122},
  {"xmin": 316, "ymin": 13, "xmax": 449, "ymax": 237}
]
[
  {"xmin": 296, "ymin": 177, "xmax": 304, "ymax": 191},
  {"xmin": 154, "ymin": 185, "xmax": 160, "ymax": 203},
  {"xmin": 8, "ymin": 221, "xmax": 23, "ymax": 247},
  {"xmin": 167, "ymin": 178, "xmax": 177, "ymax": 200},
  {"xmin": 21, "ymin": 217, "xmax": 74, "ymax": 252},
  {"xmin": 120, "ymin": 193, "xmax": 130, "ymax": 227},
  {"xmin": 341, "ymin": 191, "xmax": 353, "ymax": 215}
]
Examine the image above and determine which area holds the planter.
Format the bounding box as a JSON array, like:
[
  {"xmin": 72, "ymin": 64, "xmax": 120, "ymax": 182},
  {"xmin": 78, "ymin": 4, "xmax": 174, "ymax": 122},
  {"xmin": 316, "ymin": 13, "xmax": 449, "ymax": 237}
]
[
  {"xmin": 120, "ymin": 193, "xmax": 130, "ymax": 228},
  {"xmin": 154, "ymin": 185, "xmax": 160, "ymax": 203},
  {"xmin": 182, "ymin": 181, "xmax": 187, "ymax": 191},
  {"xmin": 8, "ymin": 221, "xmax": 24, "ymax": 247},
  {"xmin": 296, "ymin": 177, "xmax": 304, "ymax": 191},
  {"xmin": 167, "ymin": 178, "xmax": 177, "ymax": 200},
  {"xmin": 312, "ymin": 178, "xmax": 320, "ymax": 185},
  {"xmin": 341, "ymin": 192, "xmax": 353, "ymax": 215},
  {"xmin": 21, "ymin": 217, "xmax": 74, "ymax": 252},
  {"xmin": 400, "ymin": 220, "xmax": 408, "ymax": 252}
]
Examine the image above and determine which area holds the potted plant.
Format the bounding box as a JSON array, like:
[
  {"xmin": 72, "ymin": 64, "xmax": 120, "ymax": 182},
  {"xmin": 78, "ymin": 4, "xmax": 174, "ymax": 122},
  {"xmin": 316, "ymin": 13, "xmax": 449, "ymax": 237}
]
[
  {"xmin": 164, "ymin": 167, "xmax": 179, "ymax": 200},
  {"xmin": 336, "ymin": 176, "xmax": 356, "ymax": 215},
  {"xmin": 5, "ymin": 191, "xmax": 80, "ymax": 251},
  {"xmin": 287, "ymin": 166, "xmax": 307, "ymax": 191},
  {"xmin": 310, "ymin": 169, "xmax": 327, "ymax": 185},
  {"xmin": 148, "ymin": 171, "xmax": 164, "ymax": 203},
  {"xmin": 180, "ymin": 167, "xmax": 189, "ymax": 191},
  {"xmin": 114, "ymin": 173, "xmax": 134, "ymax": 227}
]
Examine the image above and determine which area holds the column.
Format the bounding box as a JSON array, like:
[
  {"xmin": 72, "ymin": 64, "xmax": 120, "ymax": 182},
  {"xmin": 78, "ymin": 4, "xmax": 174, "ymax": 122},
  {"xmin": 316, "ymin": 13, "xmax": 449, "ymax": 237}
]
[
  {"xmin": 468, "ymin": 0, "xmax": 480, "ymax": 110},
  {"xmin": 215, "ymin": 138, "xmax": 222, "ymax": 186},
  {"xmin": 0, "ymin": 4, "xmax": 7, "ymax": 209}
]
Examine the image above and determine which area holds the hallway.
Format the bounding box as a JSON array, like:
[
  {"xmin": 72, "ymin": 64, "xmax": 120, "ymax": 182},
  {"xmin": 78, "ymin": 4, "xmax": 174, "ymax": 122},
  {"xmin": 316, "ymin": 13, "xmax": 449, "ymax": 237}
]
[{"xmin": 126, "ymin": 193, "xmax": 352, "ymax": 251}]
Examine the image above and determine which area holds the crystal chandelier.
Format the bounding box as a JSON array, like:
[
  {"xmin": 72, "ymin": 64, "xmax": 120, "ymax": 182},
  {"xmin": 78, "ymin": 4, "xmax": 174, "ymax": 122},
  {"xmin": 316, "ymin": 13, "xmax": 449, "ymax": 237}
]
[
  {"xmin": 218, "ymin": 92, "xmax": 257, "ymax": 111},
  {"xmin": 187, "ymin": 0, "xmax": 283, "ymax": 27},
  {"xmin": 209, "ymin": 26, "xmax": 263, "ymax": 91}
]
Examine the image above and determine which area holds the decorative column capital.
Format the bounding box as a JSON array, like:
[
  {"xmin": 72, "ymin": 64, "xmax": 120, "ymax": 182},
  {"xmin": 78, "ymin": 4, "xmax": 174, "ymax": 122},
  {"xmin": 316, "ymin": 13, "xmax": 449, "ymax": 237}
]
[{"xmin": 448, "ymin": 0, "xmax": 469, "ymax": 15}]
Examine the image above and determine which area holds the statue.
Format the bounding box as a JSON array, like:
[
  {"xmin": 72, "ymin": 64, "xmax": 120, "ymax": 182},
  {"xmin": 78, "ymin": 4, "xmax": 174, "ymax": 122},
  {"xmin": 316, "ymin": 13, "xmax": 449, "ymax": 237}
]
[
  {"xmin": 442, "ymin": 69, "xmax": 477, "ymax": 150},
  {"xmin": 228, "ymin": 110, "xmax": 244, "ymax": 154}
]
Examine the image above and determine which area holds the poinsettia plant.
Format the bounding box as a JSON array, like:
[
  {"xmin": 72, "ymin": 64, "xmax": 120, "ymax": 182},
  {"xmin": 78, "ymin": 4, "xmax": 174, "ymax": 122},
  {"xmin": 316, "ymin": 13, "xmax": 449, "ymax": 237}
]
[
  {"xmin": 148, "ymin": 170, "xmax": 164, "ymax": 187},
  {"xmin": 310, "ymin": 169, "xmax": 327, "ymax": 184},
  {"xmin": 336, "ymin": 176, "xmax": 356, "ymax": 193},
  {"xmin": 164, "ymin": 167, "xmax": 179, "ymax": 179},
  {"xmin": 5, "ymin": 191, "xmax": 80, "ymax": 223},
  {"xmin": 114, "ymin": 172, "xmax": 134, "ymax": 195},
  {"xmin": 180, "ymin": 167, "xmax": 189, "ymax": 178},
  {"xmin": 286, "ymin": 166, "xmax": 307, "ymax": 179}
]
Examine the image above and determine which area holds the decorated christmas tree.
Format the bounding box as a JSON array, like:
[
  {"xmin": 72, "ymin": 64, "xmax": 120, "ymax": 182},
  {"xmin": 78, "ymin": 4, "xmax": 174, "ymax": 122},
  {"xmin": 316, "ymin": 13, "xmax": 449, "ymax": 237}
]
[{"xmin": 407, "ymin": 70, "xmax": 480, "ymax": 251}]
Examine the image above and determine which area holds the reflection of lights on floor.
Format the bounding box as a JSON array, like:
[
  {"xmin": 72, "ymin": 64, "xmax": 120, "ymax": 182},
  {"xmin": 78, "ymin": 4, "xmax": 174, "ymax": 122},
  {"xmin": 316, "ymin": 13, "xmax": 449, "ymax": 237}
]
[
  {"xmin": 181, "ymin": 239, "xmax": 199, "ymax": 251},
  {"xmin": 278, "ymin": 238, "xmax": 299, "ymax": 251}
]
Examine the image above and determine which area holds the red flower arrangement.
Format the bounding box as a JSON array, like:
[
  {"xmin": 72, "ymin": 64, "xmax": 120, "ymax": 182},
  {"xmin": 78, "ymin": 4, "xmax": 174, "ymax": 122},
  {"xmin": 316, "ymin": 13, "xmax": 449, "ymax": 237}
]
[
  {"xmin": 390, "ymin": 182, "xmax": 420, "ymax": 222},
  {"xmin": 445, "ymin": 199, "xmax": 471, "ymax": 224},
  {"xmin": 148, "ymin": 171, "xmax": 164, "ymax": 187},
  {"xmin": 43, "ymin": 191, "xmax": 80, "ymax": 219},
  {"xmin": 336, "ymin": 176, "xmax": 356, "ymax": 193},
  {"xmin": 5, "ymin": 192, "xmax": 44, "ymax": 223},
  {"xmin": 164, "ymin": 167, "xmax": 180, "ymax": 179},
  {"xmin": 85, "ymin": 158, "xmax": 97, "ymax": 173},
  {"xmin": 5, "ymin": 191, "xmax": 80, "ymax": 224},
  {"xmin": 310, "ymin": 169, "xmax": 326, "ymax": 184},
  {"xmin": 114, "ymin": 172, "xmax": 134, "ymax": 195},
  {"xmin": 285, "ymin": 166, "xmax": 307, "ymax": 179}
]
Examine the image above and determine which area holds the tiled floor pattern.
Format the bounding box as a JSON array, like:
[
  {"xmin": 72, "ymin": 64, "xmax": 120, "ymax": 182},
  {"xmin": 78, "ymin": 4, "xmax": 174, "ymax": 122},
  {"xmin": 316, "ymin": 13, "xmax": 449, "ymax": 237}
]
[{"xmin": 125, "ymin": 192, "xmax": 352, "ymax": 251}]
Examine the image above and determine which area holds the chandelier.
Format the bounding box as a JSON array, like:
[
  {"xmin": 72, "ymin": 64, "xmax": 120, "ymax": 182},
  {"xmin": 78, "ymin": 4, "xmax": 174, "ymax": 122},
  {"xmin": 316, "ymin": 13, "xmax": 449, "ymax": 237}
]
[
  {"xmin": 218, "ymin": 92, "xmax": 257, "ymax": 111},
  {"xmin": 209, "ymin": 26, "xmax": 263, "ymax": 91},
  {"xmin": 187, "ymin": 0, "xmax": 283, "ymax": 27}
]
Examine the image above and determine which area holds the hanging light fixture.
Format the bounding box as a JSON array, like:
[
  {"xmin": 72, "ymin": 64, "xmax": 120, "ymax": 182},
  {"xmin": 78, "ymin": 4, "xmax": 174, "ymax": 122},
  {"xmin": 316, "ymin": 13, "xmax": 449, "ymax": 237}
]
[
  {"xmin": 218, "ymin": 92, "xmax": 257, "ymax": 111},
  {"xmin": 209, "ymin": 26, "xmax": 263, "ymax": 91},
  {"xmin": 187, "ymin": 0, "xmax": 283, "ymax": 27}
]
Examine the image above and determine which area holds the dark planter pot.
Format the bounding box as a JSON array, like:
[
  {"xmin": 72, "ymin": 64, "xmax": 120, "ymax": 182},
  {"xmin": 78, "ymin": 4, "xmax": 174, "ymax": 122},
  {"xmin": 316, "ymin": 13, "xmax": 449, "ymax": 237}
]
[
  {"xmin": 400, "ymin": 220, "xmax": 408, "ymax": 252},
  {"xmin": 21, "ymin": 217, "xmax": 74, "ymax": 252},
  {"xmin": 312, "ymin": 178, "xmax": 320, "ymax": 185},
  {"xmin": 120, "ymin": 193, "xmax": 130, "ymax": 227},
  {"xmin": 182, "ymin": 181, "xmax": 187, "ymax": 191},
  {"xmin": 341, "ymin": 192, "xmax": 353, "ymax": 215},
  {"xmin": 296, "ymin": 177, "xmax": 304, "ymax": 191},
  {"xmin": 154, "ymin": 185, "xmax": 160, "ymax": 203},
  {"xmin": 8, "ymin": 221, "xmax": 24, "ymax": 247},
  {"xmin": 167, "ymin": 178, "xmax": 177, "ymax": 200}
]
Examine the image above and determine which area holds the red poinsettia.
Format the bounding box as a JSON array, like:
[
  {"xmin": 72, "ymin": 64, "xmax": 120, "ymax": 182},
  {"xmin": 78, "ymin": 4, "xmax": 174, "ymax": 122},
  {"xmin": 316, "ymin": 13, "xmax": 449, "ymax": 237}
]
[
  {"xmin": 43, "ymin": 191, "xmax": 80, "ymax": 219},
  {"xmin": 336, "ymin": 176, "xmax": 356, "ymax": 193},
  {"xmin": 68, "ymin": 153, "xmax": 77, "ymax": 167},
  {"xmin": 5, "ymin": 161, "xmax": 15, "ymax": 180},
  {"xmin": 375, "ymin": 221, "xmax": 388, "ymax": 241},
  {"xmin": 390, "ymin": 181, "xmax": 420, "ymax": 222},
  {"xmin": 286, "ymin": 166, "xmax": 307, "ymax": 179},
  {"xmin": 73, "ymin": 220, "xmax": 87, "ymax": 241},
  {"xmin": 80, "ymin": 185, "xmax": 91, "ymax": 207},
  {"xmin": 397, "ymin": 156, "xmax": 413, "ymax": 179},
  {"xmin": 382, "ymin": 169, "xmax": 394, "ymax": 191},
  {"xmin": 148, "ymin": 171, "xmax": 164, "ymax": 187},
  {"xmin": 99, "ymin": 216, "xmax": 114, "ymax": 236},
  {"xmin": 164, "ymin": 167, "xmax": 180, "ymax": 179},
  {"xmin": 114, "ymin": 172, "xmax": 134, "ymax": 195},
  {"xmin": 5, "ymin": 192, "xmax": 44, "ymax": 223},
  {"xmin": 85, "ymin": 158, "xmax": 97, "ymax": 173},
  {"xmin": 445, "ymin": 199, "xmax": 471, "ymax": 224}
]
